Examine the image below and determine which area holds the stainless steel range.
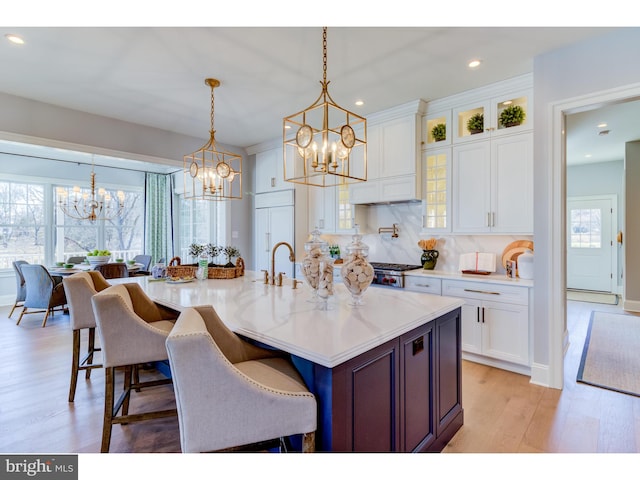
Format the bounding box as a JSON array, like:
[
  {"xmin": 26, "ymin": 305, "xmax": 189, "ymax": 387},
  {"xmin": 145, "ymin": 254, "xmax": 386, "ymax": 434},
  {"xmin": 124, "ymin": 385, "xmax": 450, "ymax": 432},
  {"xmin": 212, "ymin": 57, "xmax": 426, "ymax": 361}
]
[{"xmin": 369, "ymin": 262, "xmax": 422, "ymax": 289}]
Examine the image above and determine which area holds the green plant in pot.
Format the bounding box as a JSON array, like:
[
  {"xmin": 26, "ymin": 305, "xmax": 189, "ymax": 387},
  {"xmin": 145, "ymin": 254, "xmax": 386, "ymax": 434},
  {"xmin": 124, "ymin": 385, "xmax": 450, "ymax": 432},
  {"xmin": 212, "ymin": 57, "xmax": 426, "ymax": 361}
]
[
  {"xmin": 499, "ymin": 105, "xmax": 526, "ymax": 128},
  {"xmin": 466, "ymin": 113, "xmax": 484, "ymax": 134},
  {"xmin": 431, "ymin": 123, "xmax": 446, "ymax": 142}
]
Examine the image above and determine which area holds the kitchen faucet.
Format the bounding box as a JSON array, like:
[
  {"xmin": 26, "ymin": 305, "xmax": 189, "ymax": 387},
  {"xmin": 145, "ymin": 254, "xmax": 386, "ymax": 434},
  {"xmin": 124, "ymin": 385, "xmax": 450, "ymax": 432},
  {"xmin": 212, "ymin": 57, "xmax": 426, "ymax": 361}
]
[{"xmin": 270, "ymin": 241, "xmax": 295, "ymax": 286}]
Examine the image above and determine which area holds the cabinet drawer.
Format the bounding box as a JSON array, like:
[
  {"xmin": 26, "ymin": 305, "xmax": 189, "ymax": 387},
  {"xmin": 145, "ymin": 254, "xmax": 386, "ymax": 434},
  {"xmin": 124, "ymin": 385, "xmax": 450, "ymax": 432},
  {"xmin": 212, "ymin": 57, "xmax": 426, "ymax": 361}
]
[
  {"xmin": 405, "ymin": 276, "xmax": 442, "ymax": 295},
  {"xmin": 442, "ymin": 279, "xmax": 528, "ymax": 305}
]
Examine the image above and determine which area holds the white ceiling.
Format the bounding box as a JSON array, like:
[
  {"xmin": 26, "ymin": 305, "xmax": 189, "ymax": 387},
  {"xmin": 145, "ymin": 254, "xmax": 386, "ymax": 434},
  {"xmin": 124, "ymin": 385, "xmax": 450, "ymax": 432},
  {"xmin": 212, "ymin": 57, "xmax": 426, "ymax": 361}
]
[{"xmin": 0, "ymin": 26, "xmax": 636, "ymax": 168}]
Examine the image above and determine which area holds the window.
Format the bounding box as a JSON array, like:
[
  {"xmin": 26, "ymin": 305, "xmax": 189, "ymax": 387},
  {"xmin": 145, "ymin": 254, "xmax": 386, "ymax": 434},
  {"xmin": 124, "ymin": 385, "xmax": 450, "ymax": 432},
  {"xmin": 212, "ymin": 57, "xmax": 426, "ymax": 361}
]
[
  {"xmin": 0, "ymin": 181, "xmax": 46, "ymax": 268},
  {"xmin": 54, "ymin": 185, "xmax": 144, "ymax": 262},
  {"xmin": 177, "ymin": 197, "xmax": 226, "ymax": 262},
  {"xmin": 570, "ymin": 208, "xmax": 601, "ymax": 248}
]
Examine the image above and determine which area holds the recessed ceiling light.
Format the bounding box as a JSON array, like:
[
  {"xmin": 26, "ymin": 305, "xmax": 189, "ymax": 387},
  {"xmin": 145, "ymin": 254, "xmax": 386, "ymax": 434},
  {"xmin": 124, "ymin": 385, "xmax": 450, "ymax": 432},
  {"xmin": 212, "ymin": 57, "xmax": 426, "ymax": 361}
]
[
  {"xmin": 468, "ymin": 60, "xmax": 481, "ymax": 69},
  {"xmin": 597, "ymin": 123, "xmax": 607, "ymax": 128},
  {"xmin": 284, "ymin": 125, "xmax": 291, "ymax": 130},
  {"xmin": 5, "ymin": 34, "xmax": 24, "ymax": 45},
  {"xmin": 585, "ymin": 154, "xmax": 592, "ymax": 158},
  {"xmin": 355, "ymin": 100, "xmax": 364, "ymax": 107}
]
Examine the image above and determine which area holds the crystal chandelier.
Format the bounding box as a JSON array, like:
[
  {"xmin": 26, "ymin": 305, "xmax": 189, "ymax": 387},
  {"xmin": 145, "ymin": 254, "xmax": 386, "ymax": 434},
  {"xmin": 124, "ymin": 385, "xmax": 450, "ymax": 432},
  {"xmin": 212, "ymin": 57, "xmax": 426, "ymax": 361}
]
[
  {"xmin": 283, "ymin": 27, "xmax": 367, "ymax": 187},
  {"xmin": 184, "ymin": 78, "xmax": 243, "ymax": 200},
  {"xmin": 56, "ymin": 157, "xmax": 125, "ymax": 222}
]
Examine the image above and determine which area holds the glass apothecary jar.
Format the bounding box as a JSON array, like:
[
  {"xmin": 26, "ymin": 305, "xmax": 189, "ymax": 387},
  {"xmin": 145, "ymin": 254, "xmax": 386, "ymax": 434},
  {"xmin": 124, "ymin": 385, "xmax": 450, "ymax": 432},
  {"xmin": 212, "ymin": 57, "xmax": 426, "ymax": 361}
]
[
  {"xmin": 301, "ymin": 228, "xmax": 334, "ymax": 309},
  {"xmin": 340, "ymin": 232, "xmax": 374, "ymax": 306}
]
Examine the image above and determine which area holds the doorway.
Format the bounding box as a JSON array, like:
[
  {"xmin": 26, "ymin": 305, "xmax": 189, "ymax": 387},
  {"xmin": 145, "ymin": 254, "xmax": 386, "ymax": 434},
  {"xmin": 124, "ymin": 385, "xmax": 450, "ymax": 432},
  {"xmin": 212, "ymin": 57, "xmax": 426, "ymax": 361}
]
[{"xmin": 566, "ymin": 195, "xmax": 617, "ymax": 293}]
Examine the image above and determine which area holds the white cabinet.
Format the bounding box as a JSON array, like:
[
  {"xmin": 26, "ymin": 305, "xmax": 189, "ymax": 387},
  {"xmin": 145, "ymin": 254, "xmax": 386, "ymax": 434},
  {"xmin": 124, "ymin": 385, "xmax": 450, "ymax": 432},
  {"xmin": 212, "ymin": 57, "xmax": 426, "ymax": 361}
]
[
  {"xmin": 422, "ymin": 147, "xmax": 451, "ymax": 233},
  {"xmin": 254, "ymin": 190, "xmax": 295, "ymax": 279},
  {"xmin": 452, "ymin": 132, "xmax": 533, "ymax": 234},
  {"xmin": 442, "ymin": 279, "xmax": 529, "ymax": 368},
  {"xmin": 404, "ymin": 275, "xmax": 442, "ymax": 295},
  {"xmin": 308, "ymin": 184, "xmax": 368, "ymax": 234},
  {"xmin": 349, "ymin": 100, "xmax": 425, "ymax": 204},
  {"xmin": 255, "ymin": 146, "xmax": 287, "ymax": 194},
  {"xmin": 452, "ymin": 89, "xmax": 532, "ymax": 144}
]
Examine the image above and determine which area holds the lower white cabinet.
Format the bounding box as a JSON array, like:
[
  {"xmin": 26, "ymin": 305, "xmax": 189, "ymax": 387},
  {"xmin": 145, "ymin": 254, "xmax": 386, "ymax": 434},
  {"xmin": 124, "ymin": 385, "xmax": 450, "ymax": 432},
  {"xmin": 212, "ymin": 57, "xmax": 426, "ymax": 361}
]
[{"xmin": 442, "ymin": 279, "xmax": 529, "ymax": 370}]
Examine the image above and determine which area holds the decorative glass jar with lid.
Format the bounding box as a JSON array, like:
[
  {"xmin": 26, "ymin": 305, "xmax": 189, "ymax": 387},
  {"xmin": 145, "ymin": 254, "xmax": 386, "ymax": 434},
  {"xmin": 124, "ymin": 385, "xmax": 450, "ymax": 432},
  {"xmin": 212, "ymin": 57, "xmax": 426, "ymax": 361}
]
[
  {"xmin": 340, "ymin": 232, "xmax": 374, "ymax": 306},
  {"xmin": 301, "ymin": 228, "xmax": 335, "ymax": 309}
]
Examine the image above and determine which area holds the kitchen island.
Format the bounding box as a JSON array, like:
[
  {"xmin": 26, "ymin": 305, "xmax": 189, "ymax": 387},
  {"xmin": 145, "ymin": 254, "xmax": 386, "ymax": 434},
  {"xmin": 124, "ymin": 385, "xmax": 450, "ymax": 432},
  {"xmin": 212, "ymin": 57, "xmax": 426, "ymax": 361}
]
[{"xmin": 112, "ymin": 272, "xmax": 464, "ymax": 452}]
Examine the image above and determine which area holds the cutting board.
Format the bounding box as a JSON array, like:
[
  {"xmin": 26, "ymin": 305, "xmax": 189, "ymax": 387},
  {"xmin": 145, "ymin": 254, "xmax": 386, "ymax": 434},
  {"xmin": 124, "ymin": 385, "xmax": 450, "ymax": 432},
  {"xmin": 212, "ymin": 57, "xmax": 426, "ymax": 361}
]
[{"xmin": 501, "ymin": 240, "xmax": 534, "ymax": 268}]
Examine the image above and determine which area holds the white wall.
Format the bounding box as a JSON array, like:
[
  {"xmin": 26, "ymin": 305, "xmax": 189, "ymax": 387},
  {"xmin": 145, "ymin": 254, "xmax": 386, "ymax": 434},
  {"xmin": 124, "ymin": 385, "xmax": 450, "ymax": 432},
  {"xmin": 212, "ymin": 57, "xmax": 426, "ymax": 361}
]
[{"xmin": 533, "ymin": 27, "xmax": 640, "ymax": 387}]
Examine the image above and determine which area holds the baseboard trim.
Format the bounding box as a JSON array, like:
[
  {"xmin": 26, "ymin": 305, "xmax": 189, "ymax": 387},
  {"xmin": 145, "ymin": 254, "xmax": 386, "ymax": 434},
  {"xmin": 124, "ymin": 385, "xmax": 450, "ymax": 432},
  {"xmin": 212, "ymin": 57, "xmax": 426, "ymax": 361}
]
[
  {"xmin": 461, "ymin": 352, "xmax": 531, "ymax": 377},
  {"xmin": 530, "ymin": 362, "xmax": 552, "ymax": 388},
  {"xmin": 622, "ymin": 299, "xmax": 640, "ymax": 312}
]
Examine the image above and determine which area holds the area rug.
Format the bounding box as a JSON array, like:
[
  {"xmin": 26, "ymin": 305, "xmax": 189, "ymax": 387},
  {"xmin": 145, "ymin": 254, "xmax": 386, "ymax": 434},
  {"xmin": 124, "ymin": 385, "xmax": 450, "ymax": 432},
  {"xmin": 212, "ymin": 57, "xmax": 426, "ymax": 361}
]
[
  {"xmin": 577, "ymin": 311, "xmax": 640, "ymax": 397},
  {"xmin": 567, "ymin": 289, "xmax": 618, "ymax": 305}
]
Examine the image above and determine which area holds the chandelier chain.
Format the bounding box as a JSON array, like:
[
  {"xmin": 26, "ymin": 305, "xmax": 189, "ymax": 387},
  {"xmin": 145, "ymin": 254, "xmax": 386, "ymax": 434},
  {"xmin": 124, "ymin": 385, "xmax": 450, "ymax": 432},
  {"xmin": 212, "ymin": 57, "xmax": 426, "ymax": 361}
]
[
  {"xmin": 210, "ymin": 83, "xmax": 215, "ymax": 134},
  {"xmin": 322, "ymin": 27, "xmax": 327, "ymax": 85}
]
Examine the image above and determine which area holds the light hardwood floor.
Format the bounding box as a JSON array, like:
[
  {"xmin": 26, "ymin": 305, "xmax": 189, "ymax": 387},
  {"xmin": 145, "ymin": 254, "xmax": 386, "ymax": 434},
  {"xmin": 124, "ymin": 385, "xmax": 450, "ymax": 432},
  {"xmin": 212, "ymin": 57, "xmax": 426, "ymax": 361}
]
[{"xmin": 1, "ymin": 300, "xmax": 639, "ymax": 454}]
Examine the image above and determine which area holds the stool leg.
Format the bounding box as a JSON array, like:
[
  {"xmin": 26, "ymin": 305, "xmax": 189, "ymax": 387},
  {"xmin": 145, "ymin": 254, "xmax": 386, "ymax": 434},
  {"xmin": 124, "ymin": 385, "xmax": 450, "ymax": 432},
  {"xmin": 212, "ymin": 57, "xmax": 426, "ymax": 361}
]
[
  {"xmin": 122, "ymin": 365, "xmax": 132, "ymax": 417},
  {"xmin": 101, "ymin": 366, "xmax": 115, "ymax": 453},
  {"xmin": 69, "ymin": 329, "xmax": 80, "ymax": 402},
  {"xmin": 86, "ymin": 328, "xmax": 96, "ymax": 380}
]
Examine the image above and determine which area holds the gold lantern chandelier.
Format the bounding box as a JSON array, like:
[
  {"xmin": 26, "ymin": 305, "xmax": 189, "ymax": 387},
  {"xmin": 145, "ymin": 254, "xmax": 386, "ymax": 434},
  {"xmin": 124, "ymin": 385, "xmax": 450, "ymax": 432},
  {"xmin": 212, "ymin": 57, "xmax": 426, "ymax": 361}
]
[
  {"xmin": 184, "ymin": 78, "xmax": 242, "ymax": 200},
  {"xmin": 283, "ymin": 27, "xmax": 367, "ymax": 187},
  {"xmin": 56, "ymin": 156, "xmax": 125, "ymax": 222}
]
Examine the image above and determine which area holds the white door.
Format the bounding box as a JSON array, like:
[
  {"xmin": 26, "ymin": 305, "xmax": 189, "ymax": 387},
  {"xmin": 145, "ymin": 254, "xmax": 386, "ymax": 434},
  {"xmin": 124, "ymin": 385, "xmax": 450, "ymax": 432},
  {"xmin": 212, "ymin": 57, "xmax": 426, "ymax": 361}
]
[{"xmin": 567, "ymin": 195, "xmax": 615, "ymax": 292}]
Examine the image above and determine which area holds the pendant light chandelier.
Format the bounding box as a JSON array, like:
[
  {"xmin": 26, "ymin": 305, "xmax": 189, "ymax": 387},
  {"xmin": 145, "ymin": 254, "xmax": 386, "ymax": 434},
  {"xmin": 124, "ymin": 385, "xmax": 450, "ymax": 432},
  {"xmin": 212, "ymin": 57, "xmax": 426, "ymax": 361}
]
[
  {"xmin": 184, "ymin": 78, "xmax": 243, "ymax": 200},
  {"xmin": 56, "ymin": 156, "xmax": 125, "ymax": 222},
  {"xmin": 283, "ymin": 27, "xmax": 367, "ymax": 187}
]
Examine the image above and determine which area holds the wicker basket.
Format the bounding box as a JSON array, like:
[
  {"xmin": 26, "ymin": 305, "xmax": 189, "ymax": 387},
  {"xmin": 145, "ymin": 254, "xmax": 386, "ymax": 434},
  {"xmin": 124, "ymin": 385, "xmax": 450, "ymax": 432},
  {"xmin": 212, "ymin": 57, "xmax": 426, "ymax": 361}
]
[
  {"xmin": 207, "ymin": 257, "xmax": 245, "ymax": 279},
  {"xmin": 165, "ymin": 257, "xmax": 197, "ymax": 279}
]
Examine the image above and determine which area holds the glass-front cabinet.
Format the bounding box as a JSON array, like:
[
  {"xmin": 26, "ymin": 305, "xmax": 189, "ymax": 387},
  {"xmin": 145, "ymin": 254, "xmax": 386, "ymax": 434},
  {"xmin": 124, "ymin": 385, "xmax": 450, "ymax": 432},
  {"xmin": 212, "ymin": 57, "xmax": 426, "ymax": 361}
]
[
  {"xmin": 453, "ymin": 90, "xmax": 531, "ymax": 143},
  {"xmin": 424, "ymin": 110, "xmax": 452, "ymax": 148},
  {"xmin": 422, "ymin": 148, "xmax": 451, "ymax": 233}
]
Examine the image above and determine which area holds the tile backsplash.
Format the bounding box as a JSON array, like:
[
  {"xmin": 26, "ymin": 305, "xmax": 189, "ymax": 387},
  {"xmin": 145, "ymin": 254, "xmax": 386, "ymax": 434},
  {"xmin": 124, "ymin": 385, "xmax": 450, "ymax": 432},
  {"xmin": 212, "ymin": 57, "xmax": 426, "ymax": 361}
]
[{"xmin": 321, "ymin": 202, "xmax": 533, "ymax": 274}]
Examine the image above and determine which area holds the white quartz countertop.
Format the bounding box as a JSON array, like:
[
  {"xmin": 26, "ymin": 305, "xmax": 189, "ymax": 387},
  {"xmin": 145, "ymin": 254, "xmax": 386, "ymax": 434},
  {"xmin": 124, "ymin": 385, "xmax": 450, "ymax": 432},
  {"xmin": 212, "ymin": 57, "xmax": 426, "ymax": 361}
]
[
  {"xmin": 403, "ymin": 268, "xmax": 534, "ymax": 288},
  {"xmin": 111, "ymin": 271, "xmax": 463, "ymax": 368}
]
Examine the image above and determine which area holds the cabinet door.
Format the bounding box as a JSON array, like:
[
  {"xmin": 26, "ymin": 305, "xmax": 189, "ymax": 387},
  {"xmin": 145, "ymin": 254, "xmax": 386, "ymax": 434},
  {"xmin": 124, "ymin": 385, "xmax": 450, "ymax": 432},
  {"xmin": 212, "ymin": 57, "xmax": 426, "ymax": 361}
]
[
  {"xmin": 435, "ymin": 308, "xmax": 462, "ymax": 437},
  {"xmin": 452, "ymin": 141, "xmax": 491, "ymax": 233},
  {"xmin": 380, "ymin": 115, "xmax": 416, "ymax": 178},
  {"xmin": 255, "ymin": 147, "xmax": 284, "ymax": 193},
  {"xmin": 254, "ymin": 207, "xmax": 271, "ymax": 272},
  {"xmin": 423, "ymin": 148, "xmax": 451, "ymax": 233},
  {"xmin": 491, "ymin": 132, "xmax": 533, "ymax": 233},
  {"xmin": 254, "ymin": 205, "xmax": 295, "ymax": 278},
  {"xmin": 401, "ymin": 321, "xmax": 435, "ymax": 452},
  {"xmin": 366, "ymin": 123, "xmax": 381, "ymax": 181},
  {"xmin": 460, "ymin": 297, "xmax": 483, "ymax": 355},
  {"xmin": 481, "ymin": 300, "xmax": 529, "ymax": 366}
]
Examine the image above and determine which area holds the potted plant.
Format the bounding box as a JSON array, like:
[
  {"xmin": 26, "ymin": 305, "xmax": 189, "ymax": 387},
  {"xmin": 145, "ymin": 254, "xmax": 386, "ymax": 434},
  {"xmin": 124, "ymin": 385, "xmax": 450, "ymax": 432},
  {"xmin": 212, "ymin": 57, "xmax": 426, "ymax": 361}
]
[
  {"xmin": 466, "ymin": 113, "xmax": 484, "ymax": 134},
  {"xmin": 499, "ymin": 105, "xmax": 526, "ymax": 128},
  {"xmin": 188, "ymin": 243, "xmax": 204, "ymax": 262},
  {"xmin": 223, "ymin": 246, "xmax": 241, "ymax": 267},
  {"xmin": 431, "ymin": 123, "xmax": 446, "ymax": 142},
  {"xmin": 206, "ymin": 243, "xmax": 222, "ymax": 265}
]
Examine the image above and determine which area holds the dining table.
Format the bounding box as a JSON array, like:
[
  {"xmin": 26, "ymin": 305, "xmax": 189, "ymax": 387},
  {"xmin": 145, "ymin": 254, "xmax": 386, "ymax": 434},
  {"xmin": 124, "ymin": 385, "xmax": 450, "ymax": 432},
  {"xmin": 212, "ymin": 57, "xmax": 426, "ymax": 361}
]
[{"xmin": 47, "ymin": 262, "xmax": 143, "ymax": 276}]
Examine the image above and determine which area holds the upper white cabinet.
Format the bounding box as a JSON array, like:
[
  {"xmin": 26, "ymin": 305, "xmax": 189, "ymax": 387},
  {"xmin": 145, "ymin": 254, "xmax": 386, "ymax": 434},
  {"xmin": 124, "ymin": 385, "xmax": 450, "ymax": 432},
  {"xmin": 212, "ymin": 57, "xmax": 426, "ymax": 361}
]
[
  {"xmin": 349, "ymin": 100, "xmax": 426, "ymax": 204},
  {"xmin": 422, "ymin": 147, "xmax": 451, "ymax": 233},
  {"xmin": 452, "ymin": 132, "xmax": 533, "ymax": 234},
  {"xmin": 452, "ymin": 89, "xmax": 532, "ymax": 144},
  {"xmin": 308, "ymin": 184, "xmax": 369, "ymax": 235},
  {"xmin": 255, "ymin": 145, "xmax": 287, "ymax": 194}
]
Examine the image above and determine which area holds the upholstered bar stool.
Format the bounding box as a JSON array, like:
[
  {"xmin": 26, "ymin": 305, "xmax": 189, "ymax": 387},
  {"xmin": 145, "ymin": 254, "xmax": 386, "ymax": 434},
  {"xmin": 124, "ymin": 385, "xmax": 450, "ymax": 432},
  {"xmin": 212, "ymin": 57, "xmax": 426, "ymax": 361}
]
[
  {"xmin": 165, "ymin": 306, "xmax": 317, "ymax": 453},
  {"xmin": 62, "ymin": 271, "xmax": 111, "ymax": 402},
  {"xmin": 91, "ymin": 283, "xmax": 179, "ymax": 453}
]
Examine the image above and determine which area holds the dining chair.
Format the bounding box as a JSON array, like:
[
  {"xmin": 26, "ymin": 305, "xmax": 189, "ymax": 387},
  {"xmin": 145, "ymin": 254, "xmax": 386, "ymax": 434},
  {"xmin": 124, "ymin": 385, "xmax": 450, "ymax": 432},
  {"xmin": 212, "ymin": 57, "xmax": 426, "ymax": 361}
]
[
  {"xmin": 91, "ymin": 283, "xmax": 179, "ymax": 453},
  {"xmin": 165, "ymin": 305, "xmax": 316, "ymax": 453},
  {"xmin": 62, "ymin": 271, "xmax": 111, "ymax": 402},
  {"xmin": 66, "ymin": 256, "xmax": 86, "ymax": 264},
  {"xmin": 9, "ymin": 260, "xmax": 28, "ymax": 318},
  {"xmin": 17, "ymin": 264, "xmax": 67, "ymax": 327},
  {"xmin": 94, "ymin": 262, "xmax": 128, "ymax": 279},
  {"xmin": 130, "ymin": 254, "xmax": 152, "ymax": 276}
]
